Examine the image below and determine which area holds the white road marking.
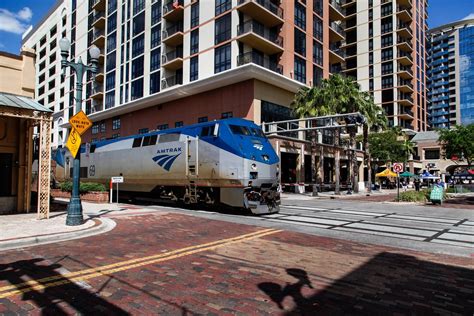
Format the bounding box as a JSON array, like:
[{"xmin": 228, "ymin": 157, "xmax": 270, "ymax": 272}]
[
  {"xmin": 333, "ymin": 227, "xmax": 426, "ymax": 241},
  {"xmin": 436, "ymin": 233, "xmax": 474, "ymax": 243},
  {"xmin": 344, "ymin": 222, "xmax": 436, "ymax": 237},
  {"xmin": 282, "ymin": 215, "xmax": 349, "ymax": 226},
  {"xmin": 430, "ymin": 239, "xmax": 474, "ymax": 247}
]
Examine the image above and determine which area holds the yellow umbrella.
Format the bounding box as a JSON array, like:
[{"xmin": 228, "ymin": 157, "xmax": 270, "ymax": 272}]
[{"xmin": 376, "ymin": 168, "xmax": 398, "ymax": 177}]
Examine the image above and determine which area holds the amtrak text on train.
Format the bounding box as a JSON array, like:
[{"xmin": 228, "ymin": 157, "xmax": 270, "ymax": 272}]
[{"xmin": 156, "ymin": 147, "xmax": 182, "ymax": 154}]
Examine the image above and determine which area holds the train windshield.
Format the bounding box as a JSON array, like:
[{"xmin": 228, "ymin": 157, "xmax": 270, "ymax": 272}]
[{"xmin": 229, "ymin": 125, "xmax": 266, "ymax": 138}]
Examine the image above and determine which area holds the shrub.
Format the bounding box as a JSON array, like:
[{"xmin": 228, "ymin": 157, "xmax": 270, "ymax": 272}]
[
  {"xmin": 395, "ymin": 191, "xmax": 427, "ymax": 202},
  {"xmin": 59, "ymin": 181, "xmax": 106, "ymax": 193},
  {"xmin": 446, "ymin": 187, "xmax": 471, "ymax": 193}
]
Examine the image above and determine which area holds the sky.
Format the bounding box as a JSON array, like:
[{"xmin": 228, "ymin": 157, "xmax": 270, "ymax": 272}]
[{"xmin": 0, "ymin": 0, "xmax": 473, "ymax": 55}]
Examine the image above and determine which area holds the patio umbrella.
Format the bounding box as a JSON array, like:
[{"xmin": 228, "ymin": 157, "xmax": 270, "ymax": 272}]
[
  {"xmin": 376, "ymin": 169, "xmax": 397, "ymax": 177},
  {"xmin": 399, "ymin": 171, "xmax": 417, "ymax": 178}
]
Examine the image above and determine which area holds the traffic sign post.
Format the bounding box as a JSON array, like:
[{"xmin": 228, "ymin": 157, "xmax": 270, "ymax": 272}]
[
  {"xmin": 393, "ymin": 163, "xmax": 403, "ymax": 202},
  {"xmin": 111, "ymin": 177, "xmax": 124, "ymax": 204},
  {"xmin": 69, "ymin": 110, "xmax": 92, "ymax": 135}
]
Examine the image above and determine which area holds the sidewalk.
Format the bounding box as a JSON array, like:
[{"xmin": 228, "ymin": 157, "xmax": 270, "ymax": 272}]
[{"xmin": 0, "ymin": 199, "xmax": 157, "ymax": 251}]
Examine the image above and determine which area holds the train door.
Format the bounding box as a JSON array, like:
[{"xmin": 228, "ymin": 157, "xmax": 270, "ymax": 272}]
[{"xmin": 185, "ymin": 136, "xmax": 199, "ymax": 178}]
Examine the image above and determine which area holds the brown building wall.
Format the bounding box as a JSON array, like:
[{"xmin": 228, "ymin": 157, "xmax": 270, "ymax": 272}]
[{"xmin": 82, "ymin": 80, "xmax": 256, "ymax": 141}]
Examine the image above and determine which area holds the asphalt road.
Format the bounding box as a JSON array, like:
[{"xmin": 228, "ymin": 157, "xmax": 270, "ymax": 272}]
[{"xmin": 146, "ymin": 195, "xmax": 474, "ymax": 257}]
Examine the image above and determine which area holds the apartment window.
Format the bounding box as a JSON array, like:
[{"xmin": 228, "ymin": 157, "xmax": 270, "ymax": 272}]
[
  {"xmin": 157, "ymin": 124, "xmax": 168, "ymax": 130},
  {"xmin": 38, "ymin": 86, "xmax": 45, "ymax": 96},
  {"xmin": 215, "ymin": 0, "xmax": 231, "ymax": 15},
  {"xmin": 112, "ymin": 117, "xmax": 121, "ymax": 130},
  {"xmin": 369, "ymin": 39, "xmax": 373, "ymax": 50},
  {"xmin": 48, "ymin": 80, "xmax": 55, "ymax": 90},
  {"xmin": 221, "ymin": 111, "xmax": 233, "ymax": 119},
  {"xmin": 108, "ymin": 0, "xmax": 117, "ymax": 12},
  {"xmin": 112, "ymin": 133, "xmax": 120, "ymax": 139},
  {"xmin": 295, "ymin": 29, "xmax": 306, "ymax": 57},
  {"xmin": 107, "ymin": 12, "xmax": 117, "ymax": 33},
  {"xmin": 107, "ymin": 31, "xmax": 117, "ymax": 52},
  {"xmin": 132, "ymin": 56, "xmax": 144, "ymax": 79},
  {"xmin": 313, "ymin": 16, "xmax": 323, "ymax": 41},
  {"xmin": 48, "ymin": 93, "xmax": 54, "ymax": 104},
  {"xmin": 151, "ymin": 1, "xmax": 161, "ymax": 25},
  {"xmin": 133, "ymin": 12, "xmax": 145, "ymax": 36},
  {"xmin": 294, "ymin": 56, "xmax": 306, "ymax": 83},
  {"xmin": 106, "ymin": 71, "xmax": 116, "ymax": 91},
  {"xmin": 133, "ymin": 0, "xmax": 145, "ymax": 13},
  {"xmin": 424, "ymin": 149, "xmax": 440, "ymax": 159},
  {"xmin": 381, "ymin": 62, "xmax": 393, "ymax": 75},
  {"xmin": 369, "ymin": 79, "xmax": 374, "ymax": 90},
  {"xmin": 131, "ymin": 78, "xmax": 144, "ymax": 100},
  {"xmin": 198, "ymin": 116, "xmax": 208, "ymax": 123},
  {"xmin": 214, "ymin": 43, "xmax": 231, "ymax": 73},
  {"xmin": 150, "ymin": 48, "xmax": 161, "ymax": 71},
  {"xmin": 313, "ymin": 66, "xmax": 322, "ymax": 86},
  {"xmin": 92, "ymin": 125, "xmax": 99, "ymax": 134},
  {"xmin": 369, "ymin": 65, "xmax": 374, "ymax": 77},
  {"xmin": 381, "ymin": 48, "xmax": 393, "ymax": 61},
  {"xmin": 138, "ymin": 128, "xmax": 149, "ymax": 134},
  {"xmin": 151, "ymin": 25, "xmax": 161, "ymax": 49},
  {"xmin": 313, "ymin": 0, "xmax": 323, "ymax": 16},
  {"xmin": 132, "ymin": 34, "xmax": 145, "ymax": 57},
  {"xmin": 215, "ymin": 13, "xmax": 231, "ymax": 45},
  {"xmin": 191, "ymin": 2, "xmax": 199, "ymax": 28},
  {"xmin": 105, "ymin": 91, "xmax": 115, "ymax": 109},
  {"xmin": 381, "ymin": 3, "xmax": 392, "ymax": 17},
  {"xmin": 175, "ymin": 121, "xmax": 183, "ymax": 127},
  {"xmin": 150, "ymin": 71, "xmax": 161, "ymax": 94},
  {"xmin": 190, "ymin": 56, "xmax": 199, "ymax": 81},
  {"xmin": 369, "ymin": 22, "xmax": 373, "ymax": 37},
  {"xmin": 190, "ymin": 29, "xmax": 199, "ymax": 54},
  {"xmin": 100, "ymin": 122, "xmax": 106, "ymax": 133},
  {"xmin": 106, "ymin": 51, "xmax": 116, "ymax": 71},
  {"xmin": 381, "ymin": 75, "xmax": 393, "ymax": 88},
  {"xmin": 369, "ymin": 52, "xmax": 373, "ymax": 64},
  {"xmin": 294, "ymin": 2, "xmax": 306, "ymax": 29},
  {"xmin": 381, "ymin": 34, "xmax": 392, "ymax": 48}
]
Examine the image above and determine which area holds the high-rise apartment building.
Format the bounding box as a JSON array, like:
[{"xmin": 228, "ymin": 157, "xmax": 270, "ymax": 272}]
[
  {"xmin": 427, "ymin": 18, "xmax": 474, "ymax": 128},
  {"xmin": 342, "ymin": 0, "xmax": 428, "ymax": 132},
  {"xmin": 23, "ymin": 0, "xmax": 347, "ymax": 147}
]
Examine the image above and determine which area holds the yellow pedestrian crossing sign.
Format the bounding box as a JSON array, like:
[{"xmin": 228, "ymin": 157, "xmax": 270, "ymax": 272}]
[
  {"xmin": 66, "ymin": 128, "xmax": 82, "ymax": 158},
  {"xmin": 69, "ymin": 110, "xmax": 92, "ymax": 135}
]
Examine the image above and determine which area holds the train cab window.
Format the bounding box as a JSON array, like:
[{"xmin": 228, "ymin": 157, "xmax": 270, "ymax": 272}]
[
  {"xmin": 142, "ymin": 134, "xmax": 158, "ymax": 146},
  {"xmin": 249, "ymin": 127, "xmax": 265, "ymax": 138},
  {"xmin": 132, "ymin": 137, "xmax": 142, "ymax": 148},
  {"xmin": 200, "ymin": 126, "xmax": 212, "ymax": 137},
  {"xmin": 90, "ymin": 144, "xmax": 97, "ymax": 153},
  {"xmin": 229, "ymin": 125, "xmax": 251, "ymax": 136}
]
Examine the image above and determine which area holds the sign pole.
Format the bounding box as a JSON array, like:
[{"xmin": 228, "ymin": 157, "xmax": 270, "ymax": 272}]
[
  {"xmin": 109, "ymin": 179, "xmax": 113, "ymax": 204},
  {"xmin": 397, "ymin": 173, "xmax": 400, "ymax": 202},
  {"xmin": 116, "ymin": 182, "xmax": 119, "ymax": 204}
]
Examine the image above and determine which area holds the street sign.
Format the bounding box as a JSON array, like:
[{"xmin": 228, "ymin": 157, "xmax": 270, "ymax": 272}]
[
  {"xmin": 393, "ymin": 162, "xmax": 403, "ymax": 173},
  {"xmin": 66, "ymin": 128, "xmax": 81, "ymax": 158},
  {"xmin": 69, "ymin": 110, "xmax": 92, "ymax": 135},
  {"xmin": 111, "ymin": 176, "xmax": 124, "ymax": 183}
]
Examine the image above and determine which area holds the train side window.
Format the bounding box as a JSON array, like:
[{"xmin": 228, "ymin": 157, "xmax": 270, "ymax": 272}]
[
  {"xmin": 90, "ymin": 144, "xmax": 96, "ymax": 153},
  {"xmin": 159, "ymin": 133, "xmax": 180, "ymax": 143},
  {"xmin": 142, "ymin": 136, "xmax": 151, "ymax": 146},
  {"xmin": 132, "ymin": 137, "xmax": 142, "ymax": 148},
  {"xmin": 149, "ymin": 134, "xmax": 158, "ymax": 145},
  {"xmin": 200, "ymin": 126, "xmax": 210, "ymax": 137}
]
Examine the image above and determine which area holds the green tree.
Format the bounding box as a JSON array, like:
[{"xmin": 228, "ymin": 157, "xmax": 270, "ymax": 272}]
[
  {"xmin": 292, "ymin": 74, "xmax": 387, "ymax": 194},
  {"xmin": 438, "ymin": 124, "xmax": 474, "ymax": 167}
]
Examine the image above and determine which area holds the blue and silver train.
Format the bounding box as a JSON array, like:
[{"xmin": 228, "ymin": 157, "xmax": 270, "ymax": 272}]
[{"xmin": 80, "ymin": 118, "xmax": 280, "ymax": 214}]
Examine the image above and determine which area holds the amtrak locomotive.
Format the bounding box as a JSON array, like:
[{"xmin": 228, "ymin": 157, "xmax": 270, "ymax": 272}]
[{"xmin": 80, "ymin": 118, "xmax": 280, "ymax": 214}]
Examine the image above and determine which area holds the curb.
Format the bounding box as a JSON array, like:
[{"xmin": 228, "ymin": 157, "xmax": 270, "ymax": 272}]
[{"xmin": 0, "ymin": 217, "xmax": 116, "ymax": 252}]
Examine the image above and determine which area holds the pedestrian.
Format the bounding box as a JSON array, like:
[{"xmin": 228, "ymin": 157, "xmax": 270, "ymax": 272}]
[
  {"xmin": 414, "ymin": 178, "xmax": 420, "ymax": 192},
  {"xmin": 402, "ymin": 181, "xmax": 407, "ymax": 192}
]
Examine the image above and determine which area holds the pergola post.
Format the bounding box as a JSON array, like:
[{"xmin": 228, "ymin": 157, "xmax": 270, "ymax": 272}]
[{"xmin": 37, "ymin": 114, "xmax": 52, "ymax": 219}]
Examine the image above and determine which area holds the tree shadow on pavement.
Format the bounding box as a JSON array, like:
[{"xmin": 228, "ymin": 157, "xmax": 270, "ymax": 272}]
[
  {"xmin": 258, "ymin": 253, "xmax": 474, "ymax": 315},
  {"xmin": 0, "ymin": 258, "xmax": 129, "ymax": 315}
]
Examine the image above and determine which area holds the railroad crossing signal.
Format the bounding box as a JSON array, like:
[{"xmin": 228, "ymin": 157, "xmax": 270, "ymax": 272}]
[
  {"xmin": 66, "ymin": 128, "xmax": 81, "ymax": 158},
  {"xmin": 69, "ymin": 110, "xmax": 92, "ymax": 135},
  {"xmin": 393, "ymin": 162, "xmax": 403, "ymax": 173}
]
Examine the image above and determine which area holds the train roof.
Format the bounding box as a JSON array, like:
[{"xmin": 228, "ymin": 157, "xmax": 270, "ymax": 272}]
[{"xmin": 86, "ymin": 118, "xmax": 261, "ymax": 148}]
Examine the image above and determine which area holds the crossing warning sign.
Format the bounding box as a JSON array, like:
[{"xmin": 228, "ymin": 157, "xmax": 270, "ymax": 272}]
[
  {"xmin": 66, "ymin": 128, "xmax": 82, "ymax": 158},
  {"xmin": 69, "ymin": 110, "xmax": 92, "ymax": 135}
]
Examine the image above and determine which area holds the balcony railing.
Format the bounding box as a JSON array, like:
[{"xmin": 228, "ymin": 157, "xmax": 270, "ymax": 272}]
[
  {"xmin": 237, "ymin": 52, "xmax": 283, "ymax": 74},
  {"xmin": 162, "ymin": 47, "xmax": 183, "ymax": 64},
  {"xmin": 398, "ymin": 50, "xmax": 413, "ymax": 60},
  {"xmin": 398, "ymin": 65, "xmax": 413, "ymax": 75},
  {"xmin": 161, "ymin": 74, "xmax": 183, "ymax": 89},
  {"xmin": 397, "ymin": 22, "xmax": 412, "ymax": 33},
  {"xmin": 330, "ymin": 21, "xmax": 345, "ymax": 36},
  {"xmin": 162, "ymin": 23, "xmax": 183, "ymax": 39},
  {"xmin": 237, "ymin": 20, "xmax": 283, "ymax": 47},
  {"xmin": 399, "ymin": 108, "xmax": 414, "ymax": 116},
  {"xmin": 92, "ymin": 11, "xmax": 105, "ymax": 23},
  {"xmin": 237, "ymin": 0, "xmax": 283, "ymax": 19},
  {"xmin": 329, "ymin": 0, "xmax": 344, "ymax": 15},
  {"xmin": 330, "ymin": 43, "xmax": 346, "ymax": 58},
  {"xmin": 397, "ymin": 5, "xmax": 412, "ymax": 15},
  {"xmin": 398, "ymin": 79, "xmax": 413, "ymax": 89},
  {"xmin": 398, "ymin": 93, "xmax": 413, "ymax": 103},
  {"xmin": 163, "ymin": 0, "xmax": 184, "ymax": 14}
]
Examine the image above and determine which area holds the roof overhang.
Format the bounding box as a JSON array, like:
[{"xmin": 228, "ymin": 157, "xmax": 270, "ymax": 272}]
[{"xmin": 62, "ymin": 64, "xmax": 304, "ymax": 127}]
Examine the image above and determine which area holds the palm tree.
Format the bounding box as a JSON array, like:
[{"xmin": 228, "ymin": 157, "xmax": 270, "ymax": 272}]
[{"xmin": 401, "ymin": 138, "xmax": 415, "ymax": 171}]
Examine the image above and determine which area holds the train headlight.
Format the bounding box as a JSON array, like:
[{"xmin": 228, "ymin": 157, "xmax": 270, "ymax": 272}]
[{"xmin": 251, "ymin": 163, "xmax": 257, "ymax": 171}]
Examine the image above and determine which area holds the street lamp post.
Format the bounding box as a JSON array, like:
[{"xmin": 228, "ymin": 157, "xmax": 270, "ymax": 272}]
[{"xmin": 59, "ymin": 37, "xmax": 100, "ymax": 226}]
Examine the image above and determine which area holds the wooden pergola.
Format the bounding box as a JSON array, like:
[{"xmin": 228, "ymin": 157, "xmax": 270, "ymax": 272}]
[{"xmin": 0, "ymin": 93, "xmax": 52, "ymax": 219}]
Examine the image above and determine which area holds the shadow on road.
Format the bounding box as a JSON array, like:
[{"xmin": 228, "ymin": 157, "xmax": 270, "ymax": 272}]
[
  {"xmin": 258, "ymin": 252, "xmax": 474, "ymax": 315},
  {"xmin": 0, "ymin": 258, "xmax": 129, "ymax": 315}
]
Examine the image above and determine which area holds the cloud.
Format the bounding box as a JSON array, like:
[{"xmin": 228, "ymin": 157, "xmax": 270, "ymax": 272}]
[
  {"xmin": 0, "ymin": 7, "xmax": 33, "ymax": 35},
  {"xmin": 463, "ymin": 13, "xmax": 474, "ymax": 20}
]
